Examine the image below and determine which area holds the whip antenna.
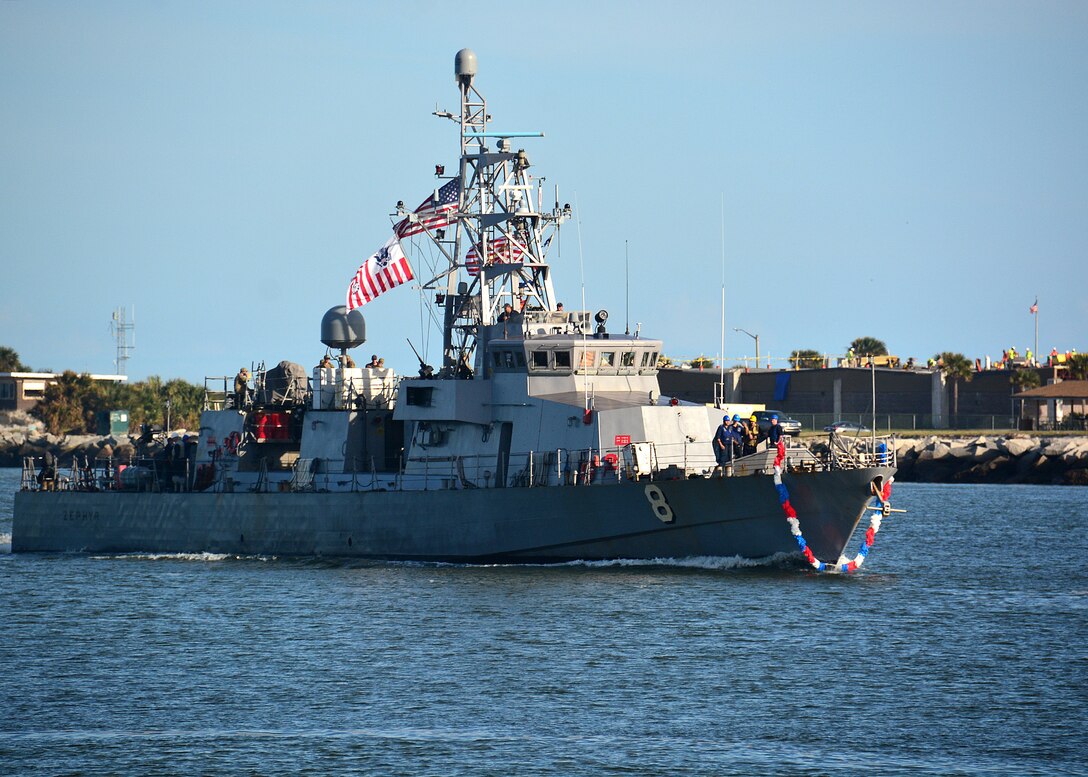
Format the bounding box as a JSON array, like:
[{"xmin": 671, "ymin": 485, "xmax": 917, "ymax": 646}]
[
  {"xmin": 719, "ymin": 195, "xmax": 726, "ymax": 405},
  {"xmin": 625, "ymin": 239, "xmax": 630, "ymax": 336},
  {"xmin": 575, "ymin": 192, "xmax": 590, "ymax": 412}
]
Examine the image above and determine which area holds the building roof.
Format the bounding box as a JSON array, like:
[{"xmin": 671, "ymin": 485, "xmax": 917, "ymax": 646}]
[
  {"xmin": 1013, "ymin": 380, "xmax": 1088, "ymax": 399},
  {"xmin": 0, "ymin": 372, "xmax": 127, "ymax": 382}
]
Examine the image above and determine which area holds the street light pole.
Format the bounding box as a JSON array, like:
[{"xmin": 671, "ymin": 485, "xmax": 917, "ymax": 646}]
[{"xmin": 734, "ymin": 328, "xmax": 760, "ymax": 368}]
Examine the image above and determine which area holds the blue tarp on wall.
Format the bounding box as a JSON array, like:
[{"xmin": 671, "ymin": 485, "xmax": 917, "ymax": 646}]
[{"xmin": 774, "ymin": 372, "xmax": 791, "ymax": 402}]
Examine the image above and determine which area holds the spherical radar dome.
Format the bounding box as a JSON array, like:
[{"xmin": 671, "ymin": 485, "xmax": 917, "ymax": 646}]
[{"xmin": 320, "ymin": 306, "xmax": 366, "ymax": 350}]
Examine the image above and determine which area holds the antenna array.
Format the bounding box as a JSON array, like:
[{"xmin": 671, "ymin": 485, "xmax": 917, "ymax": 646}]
[{"xmin": 110, "ymin": 306, "xmax": 135, "ymax": 376}]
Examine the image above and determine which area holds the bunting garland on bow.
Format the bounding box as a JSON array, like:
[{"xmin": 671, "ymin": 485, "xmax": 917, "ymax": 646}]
[{"xmin": 772, "ymin": 440, "xmax": 892, "ymax": 574}]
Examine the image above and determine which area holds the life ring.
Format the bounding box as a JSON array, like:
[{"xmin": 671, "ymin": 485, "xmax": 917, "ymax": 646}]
[{"xmin": 224, "ymin": 431, "xmax": 241, "ymax": 455}]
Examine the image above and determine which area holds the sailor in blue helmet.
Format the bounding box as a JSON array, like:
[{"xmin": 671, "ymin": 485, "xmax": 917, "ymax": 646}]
[
  {"xmin": 713, "ymin": 414, "xmax": 737, "ymax": 477},
  {"xmin": 731, "ymin": 413, "xmax": 751, "ymax": 455},
  {"xmin": 767, "ymin": 413, "xmax": 783, "ymax": 445}
]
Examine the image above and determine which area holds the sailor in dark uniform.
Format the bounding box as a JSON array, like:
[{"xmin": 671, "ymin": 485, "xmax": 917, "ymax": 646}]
[
  {"xmin": 713, "ymin": 415, "xmax": 736, "ymax": 477},
  {"xmin": 768, "ymin": 414, "xmax": 783, "ymax": 446}
]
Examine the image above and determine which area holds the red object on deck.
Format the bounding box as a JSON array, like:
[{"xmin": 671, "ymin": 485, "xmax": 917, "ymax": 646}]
[{"xmin": 254, "ymin": 412, "xmax": 290, "ymax": 441}]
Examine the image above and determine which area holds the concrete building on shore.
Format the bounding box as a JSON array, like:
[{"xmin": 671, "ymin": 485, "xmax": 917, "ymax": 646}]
[{"xmin": 658, "ymin": 365, "xmax": 1077, "ymax": 431}]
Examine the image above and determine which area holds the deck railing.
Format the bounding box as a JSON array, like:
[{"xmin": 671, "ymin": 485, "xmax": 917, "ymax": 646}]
[{"xmin": 22, "ymin": 433, "xmax": 878, "ymax": 495}]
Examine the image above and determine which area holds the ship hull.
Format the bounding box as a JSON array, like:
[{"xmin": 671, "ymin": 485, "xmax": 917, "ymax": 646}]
[{"xmin": 12, "ymin": 468, "xmax": 892, "ymax": 563}]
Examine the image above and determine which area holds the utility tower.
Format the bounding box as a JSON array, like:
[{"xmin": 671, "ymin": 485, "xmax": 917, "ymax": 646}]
[{"xmin": 110, "ymin": 306, "xmax": 135, "ymax": 376}]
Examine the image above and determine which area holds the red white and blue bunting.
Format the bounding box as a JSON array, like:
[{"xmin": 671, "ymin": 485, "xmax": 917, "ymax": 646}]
[{"xmin": 772, "ymin": 440, "xmax": 892, "ymax": 574}]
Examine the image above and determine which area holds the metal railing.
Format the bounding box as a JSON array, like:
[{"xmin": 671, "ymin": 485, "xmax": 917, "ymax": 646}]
[
  {"xmin": 21, "ymin": 434, "xmax": 850, "ymax": 496},
  {"xmin": 825, "ymin": 434, "xmax": 898, "ymax": 470},
  {"xmin": 783, "ymin": 412, "xmax": 1019, "ymax": 433},
  {"xmin": 19, "ymin": 453, "xmax": 201, "ymax": 494}
]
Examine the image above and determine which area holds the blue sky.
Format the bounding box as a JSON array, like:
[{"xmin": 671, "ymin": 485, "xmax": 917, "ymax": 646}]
[{"xmin": 2, "ymin": 1, "xmax": 1085, "ymax": 382}]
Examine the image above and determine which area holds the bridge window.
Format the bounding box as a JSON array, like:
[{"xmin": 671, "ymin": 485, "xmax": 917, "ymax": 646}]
[
  {"xmin": 640, "ymin": 352, "xmax": 650, "ymax": 368},
  {"xmin": 554, "ymin": 351, "xmax": 572, "ymax": 369},
  {"xmin": 600, "ymin": 352, "xmax": 615, "ymax": 367},
  {"xmin": 531, "ymin": 351, "xmax": 549, "ymax": 369},
  {"xmin": 406, "ymin": 386, "xmax": 434, "ymax": 407},
  {"xmin": 621, "ymin": 352, "xmax": 636, "ymax": 368},
  {"xmin": 579, "ymin": 350, "xmax": 596, "ymax": 369},
  {"xmin": 491, "ymin": 349, "xmax": 527, "ymax": 372}
]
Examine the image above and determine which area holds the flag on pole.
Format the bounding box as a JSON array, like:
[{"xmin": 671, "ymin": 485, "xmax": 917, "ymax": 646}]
[
  {"xmin": 465, "ymin": 236, "xmax": 526, "ymax": 276},
  {"xmin": 394, "ymin": 178, "xmax": 460, "ymax": 239},
  {"xmin": 1029, "ymin": 298, "xmax": 1038, "ymax": 314},
  {"xmin": 347, "ymin": 235, "xmax": 414, "ymax": 310}
]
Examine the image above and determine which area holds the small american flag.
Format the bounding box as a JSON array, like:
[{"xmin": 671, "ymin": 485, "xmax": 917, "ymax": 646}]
[
  {"xmin": 465, "ymin": 236, "xmax": 525, "ymax": 276},
  {"xmin": 394, "ymin": 178, "xmax": 460, "ymax": 239},
  {"xmin": 347, "ymin": 236, "xmax": 414, "ymax": 310},
  {"xmin": 1030, "ymin": 298, "xmax": 1038, "ymax": 314}
]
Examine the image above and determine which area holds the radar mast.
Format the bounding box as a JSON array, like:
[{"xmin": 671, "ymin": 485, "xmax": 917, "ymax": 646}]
[{"xmin": 419, "ymin": 48, "xmax": 570, "ymax": 374}]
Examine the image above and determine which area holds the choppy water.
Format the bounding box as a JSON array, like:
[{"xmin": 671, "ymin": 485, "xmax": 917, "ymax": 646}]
[{"xmin": 0, "ymin": 468, "xmax": 1085, "ymax": 775}]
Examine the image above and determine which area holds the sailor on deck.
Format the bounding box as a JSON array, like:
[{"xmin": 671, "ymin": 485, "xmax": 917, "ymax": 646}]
[
  {"xmin": 713, "ymin": 415, "xmax": 738, "ymax": 477},
  {"xmin": 233, "ymin": 368, "xmax": 250, "ymax": 409},
  {"xmin": 768, "ymin": 414, "xmax": 783, "ymax": 445}
]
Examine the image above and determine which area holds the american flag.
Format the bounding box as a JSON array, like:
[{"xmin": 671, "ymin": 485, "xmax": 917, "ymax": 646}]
[
  {"xmin": 1029, "ymin": 298, "xmax": 1038, "ymax": 314},
  {"xmin": 347, "ymin": 235, "xmax": 415, "ymax": 310},
  {"xmin": 394, "ymin": 178, "xmax": 460, "ymax": 239},
  {"xmin": 465, "ymin": 236, "xmax": 526, "ymax": 276}
]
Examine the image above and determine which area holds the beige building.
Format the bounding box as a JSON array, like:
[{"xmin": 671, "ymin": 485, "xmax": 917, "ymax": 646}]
[
  {"xmin": 0, "ymin": 372, "xmax": 127, "ymax": 413},
  {"xmin": 1013, "ymin": 380, "xmax": 1088, "ymax": 431}
]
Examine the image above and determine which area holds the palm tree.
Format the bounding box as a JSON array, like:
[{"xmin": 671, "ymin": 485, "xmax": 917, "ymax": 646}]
[
  {"xmin": 848, "ymin": 337, "xmax": 888, "ymax": 357},
  {"xmin": 936, "ymin": 352, "xmax": 974, "ymax": 425},
  {"xmin": 1067, "ymin": 353, "xmax": 1088, "ymax": 380},
  {"xmin": 33, "ymin": 370, "xmax": 96, "ymax": 435},
  {"xmin": 789, "ymin": 349, "xmax": 824, "ymax": 369},
  {"xmin": 1011, "ymin": 368, "xmax": 1041, "ymax": 391},
  {"xmin": 0, "ymin": 345, "xmax": 29, "ymax": 372}
]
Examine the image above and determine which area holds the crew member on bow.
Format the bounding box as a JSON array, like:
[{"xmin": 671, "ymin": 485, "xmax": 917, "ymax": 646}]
[
  {"xmin": 713, "ymin": 415, "xmax": 738, "ymax": 477},
  {"xmin": 768, "ymin": 414, "xmax": 783, "ymax": 446}
]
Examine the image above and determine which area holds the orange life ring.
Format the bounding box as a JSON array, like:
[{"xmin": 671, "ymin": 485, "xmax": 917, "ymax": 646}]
[{"xmin": 224, "ymin": 431, "xmax": 241, "ymax": 455}]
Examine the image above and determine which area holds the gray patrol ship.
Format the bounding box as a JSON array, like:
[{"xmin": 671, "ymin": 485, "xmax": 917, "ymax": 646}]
[{"xmin": 13, "ymin": 50, "xmax": 897, "ymax": 565}]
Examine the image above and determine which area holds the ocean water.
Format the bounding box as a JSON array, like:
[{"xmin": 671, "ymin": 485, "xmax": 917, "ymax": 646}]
[{"xmin": 0, "ymin": 468, "xmax": 1085, "ymax": 776}]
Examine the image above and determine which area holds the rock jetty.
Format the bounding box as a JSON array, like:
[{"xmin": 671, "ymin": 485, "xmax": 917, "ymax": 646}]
[{"xmin": 808, "ymin": 435, "xmax": 1088, "ymax": 486}]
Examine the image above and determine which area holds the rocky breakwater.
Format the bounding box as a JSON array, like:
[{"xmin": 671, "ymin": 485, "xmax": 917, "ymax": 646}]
[
  {"xmin": 891, "ymin": 435, "xmax": 1088, "ymax": 485},
  {"xmin": 0, "ymin": 429, "xmax": 134, "ymax": 469},
  {"xmin": 0, "ymin": 409, "xmax": 140, "ymax": 469}
]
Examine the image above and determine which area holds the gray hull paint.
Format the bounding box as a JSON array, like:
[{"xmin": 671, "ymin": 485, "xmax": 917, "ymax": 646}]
[{"xmin": 12, "ymin": 468, "xmax": 891, "ymax": 563}]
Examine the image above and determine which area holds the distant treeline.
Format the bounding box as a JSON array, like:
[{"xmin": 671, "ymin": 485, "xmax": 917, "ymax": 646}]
[
  {"xmin": 32, "ymin": 371, "xmax": 205, "ymax": 436},
  {"xmin": 3, "ymin": 345, "xmax": 205, "ymax": 436}
]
